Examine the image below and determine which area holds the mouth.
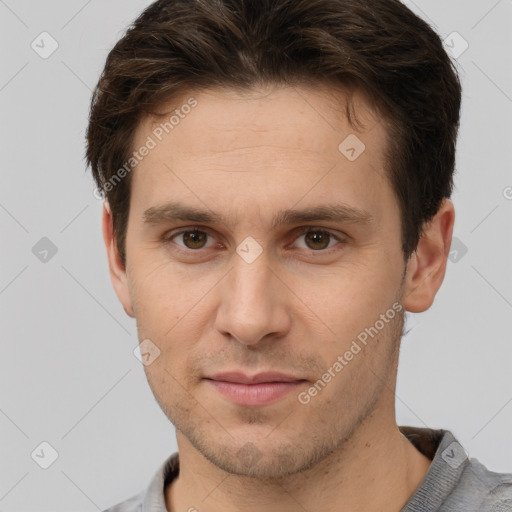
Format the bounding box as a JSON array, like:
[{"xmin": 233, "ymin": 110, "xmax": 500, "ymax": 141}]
[{"xmin": 203, "ymin": 371, "xmax": 308, "ymax": 406}]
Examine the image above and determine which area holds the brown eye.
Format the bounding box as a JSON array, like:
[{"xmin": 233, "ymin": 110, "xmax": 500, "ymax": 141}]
[
  {"xmin": 292, "ymin": 228, "xmax": 344, "ymax": 252},
  {"xmin": 181, "ymin": 229, "xmax": 208, "ymax": 249},
  {"xmin": 304, "ymin": 230, "xmax": 331, "ymax": 250},
  {"xmin": 162, "ymin": 226, "xmax": 221, "ymax": 259}
]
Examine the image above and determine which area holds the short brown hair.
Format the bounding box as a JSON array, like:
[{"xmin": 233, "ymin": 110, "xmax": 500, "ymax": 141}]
[{"xmin": 85, "ymin": 0, "xmax": 462, "ymax": 268}]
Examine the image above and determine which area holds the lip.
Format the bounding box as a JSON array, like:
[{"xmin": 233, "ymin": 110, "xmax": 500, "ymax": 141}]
[
  {"xmin": 204, "ymin": 372, "xmax": 307, "ymax": 406},
  {"xmin": 206, "ymin": 371, "xmax": 304, "ymax": 384}
]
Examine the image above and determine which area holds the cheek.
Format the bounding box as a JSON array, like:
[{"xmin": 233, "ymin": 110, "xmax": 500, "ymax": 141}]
[
  {"xmin": 129, "ymin": 256, "xmax": 207, "ymax": 318},
  {"xmin": 143, "ymin": 357, "xmax": 196, "ymax": 418},
  {"xmin": 129, "ymin": 262, "xmax": 214, "ymax": 367},
  {"xmin": 293, "ymin": 262, "xmax": 396, "ymax": 333}
]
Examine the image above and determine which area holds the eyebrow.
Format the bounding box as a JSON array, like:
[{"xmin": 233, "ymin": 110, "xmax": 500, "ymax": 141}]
[{"xmin": 143, "ymin": 201, "xmax": 375, "ymax": 230}]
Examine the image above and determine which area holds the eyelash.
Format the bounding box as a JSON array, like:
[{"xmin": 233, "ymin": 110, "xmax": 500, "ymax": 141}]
[{"xmin": 162, "ymin": 226, "xmax": 346, "ymax": 255}]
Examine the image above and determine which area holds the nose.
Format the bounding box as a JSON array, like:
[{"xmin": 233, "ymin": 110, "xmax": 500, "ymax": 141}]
[{"xmin": 214, "ymin": 251, "xmax": 292, "ymax": 346}]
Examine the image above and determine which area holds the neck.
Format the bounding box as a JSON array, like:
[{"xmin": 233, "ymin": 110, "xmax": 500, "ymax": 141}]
[{"xmin": 165, "ymin": 412, "xmax": 431, "ymax": 512}]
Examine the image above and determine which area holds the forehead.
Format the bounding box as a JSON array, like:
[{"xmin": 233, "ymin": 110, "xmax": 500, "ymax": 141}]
[
  {"xmin": 140, "ymin": 83, "xmax": 385, "ymax": 155},
  {"xmin": 128, "ymin": 84, "xmax": 394, "ymax": 225}
]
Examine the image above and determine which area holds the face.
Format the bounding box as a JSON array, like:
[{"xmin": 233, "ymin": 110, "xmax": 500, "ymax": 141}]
[{"xmin": 106, "ymin": 84, "xmax": 418, "ymax": 478}]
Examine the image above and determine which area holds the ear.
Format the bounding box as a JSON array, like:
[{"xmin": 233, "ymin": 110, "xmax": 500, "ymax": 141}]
[
  {"xmin": 102, "ymin": 201, "xmax": 135, "ymax": 318},
  {"xmin": 402, "ymin": 198, "xmax": 455, "ymax": 313}
]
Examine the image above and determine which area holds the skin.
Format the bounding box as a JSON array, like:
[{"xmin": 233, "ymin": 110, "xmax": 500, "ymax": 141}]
[{"xmin": 102, "ymin": 83, "xmax": 455, "ymax": 512}]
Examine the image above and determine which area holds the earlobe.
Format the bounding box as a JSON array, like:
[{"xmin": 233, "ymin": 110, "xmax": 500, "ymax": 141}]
[
  {"xmin": 402, "ymin": 199, "xmax": 455, "ymax": 313},
  {"xmin": 102, "ymin": 201, "xmax": 135, "ymax": 318}
]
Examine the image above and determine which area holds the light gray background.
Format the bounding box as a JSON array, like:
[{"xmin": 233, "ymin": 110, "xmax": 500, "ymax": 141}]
[{"xmin": 0, "ymin": 0, "xmax": 511, "ymax": 510}]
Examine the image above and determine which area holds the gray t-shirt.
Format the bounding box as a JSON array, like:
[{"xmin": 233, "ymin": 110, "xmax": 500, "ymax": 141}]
[{"xmin": 103, "ymin": 426, "xmax": 512, "ymax": 512}]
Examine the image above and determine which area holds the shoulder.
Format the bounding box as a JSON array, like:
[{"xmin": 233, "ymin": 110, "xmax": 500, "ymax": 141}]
[
  {"xmin": 100, "ymin": 452, "xmax": 179, "ymax": 512},
  {"xmin": 101, "ymin": 488, "xmax": 145, "ymax": 512},
  {"xmin": 460, "ymin": 457, "xmax": 512, "ymax": 511}
]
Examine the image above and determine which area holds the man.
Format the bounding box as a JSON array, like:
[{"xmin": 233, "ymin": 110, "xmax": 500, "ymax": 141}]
[{"xmin": 86, "ymin": 0, "xmax": 512, "ymax": 511}]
